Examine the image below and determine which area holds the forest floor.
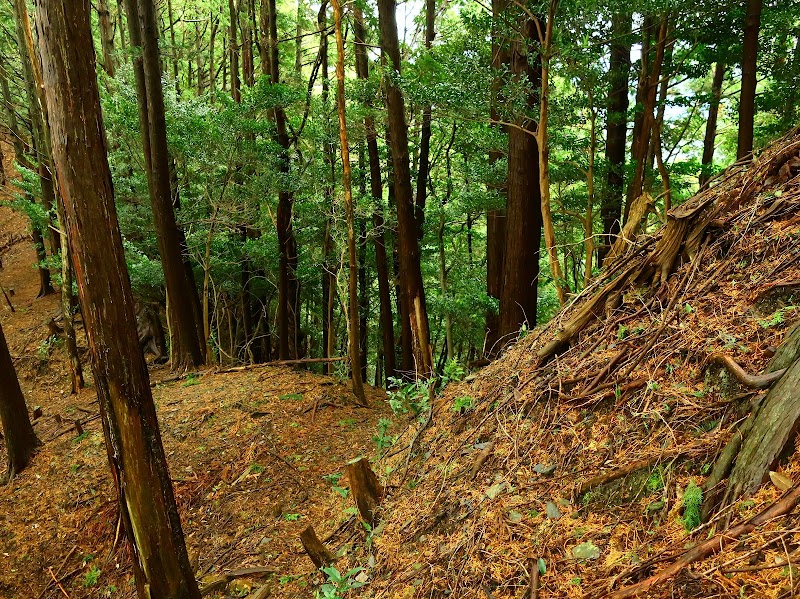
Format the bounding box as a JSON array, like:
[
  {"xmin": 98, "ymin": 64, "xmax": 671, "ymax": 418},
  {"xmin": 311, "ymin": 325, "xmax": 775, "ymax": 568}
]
[{"xmin": 0, "ymin": 200, "xmax": 392, "ymax": 598}]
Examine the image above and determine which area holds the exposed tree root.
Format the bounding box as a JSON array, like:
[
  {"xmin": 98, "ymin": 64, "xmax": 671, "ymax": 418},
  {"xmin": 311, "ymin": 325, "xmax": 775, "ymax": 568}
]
[
  {"xmin": 710, "ymin": 354, "xmax": 787, "ymax": 389},
  {"xmin": 608, "ymin": 485, "xmax": 800, "ymax": 598}
]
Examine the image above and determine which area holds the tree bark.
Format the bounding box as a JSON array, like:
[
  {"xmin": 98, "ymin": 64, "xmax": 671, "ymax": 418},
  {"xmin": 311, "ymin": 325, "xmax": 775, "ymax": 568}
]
[
  {"xmin": 0, "ymin": 320, "xmax": 40, "ymax": 481},
  {"xmin": 332, "ymin": 0, "xmax": 366, "ymax": 404},
  {"xmin": 36, "ymin": 1, "xmax": 200, "ymax": 595},
  {"xmin": 229, "ymin": 0, "xmax": 241, "ymax": 102},
  {"xmin": 599, "ymin": 12, "xmax": 631, "ymax": 265},
  {"xmin": 97, "ymin": 0, "xmax": 116, "ymax": 76},
  {"xmin": 737, "ymin": 0, "xmax": 763, "ymax": 160},
  {"xmin": 126, "ymin": 0, "xmax": 206, "ymax": 371},
  {"xmin": 498, "ymin": 14, "xmax": 542, "ymax": 338},
  {"xmin": 700, "ymin": 61, "xmax": 726, "ymax": 189},
  {"xmin": 377, "ymin": 0, "xmax": 433, "ymax": 378},
  {"xmin": 354, "ymin": 5, "xmax": 395, "ymax": 381}
]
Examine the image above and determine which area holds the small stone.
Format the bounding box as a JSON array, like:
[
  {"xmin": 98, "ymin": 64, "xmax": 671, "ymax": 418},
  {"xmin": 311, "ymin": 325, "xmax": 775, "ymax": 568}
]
[
  {"xmin": 572, "ymin": 541, "xmax": 601, "ymax": 560},
  {"xmin": 533, "ymin": 463, "xmax": 557, "ymax": 476},
  {"xmin": 545, "ymin": 501, "xmax": 561, "ymax": 519}
]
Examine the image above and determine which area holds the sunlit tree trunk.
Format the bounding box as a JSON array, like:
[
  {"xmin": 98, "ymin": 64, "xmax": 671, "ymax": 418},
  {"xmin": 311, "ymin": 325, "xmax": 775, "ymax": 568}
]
[
  {"xmin": 36, "ymin": 1, "xmax": 200, "ymax": 595},
  {"xmin": 97, "ymin": 0, "xmax": 116, "ymax": 76}
]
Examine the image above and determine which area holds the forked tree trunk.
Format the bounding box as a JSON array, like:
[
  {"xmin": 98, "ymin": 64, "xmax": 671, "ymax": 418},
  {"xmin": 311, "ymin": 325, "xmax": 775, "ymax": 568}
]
[
  {"xmin": 0, "ymin": 320, "xmax": 40, "ymax": 481},
  {"xmin": 377, "ymin": 0, "xmax": 433, "ymax": 378},
  {"xmin": 353, "ymin": 5, "xmax": 396, "ymax": 381},
  {"xmin": 331, "ymin": 0, "xmax": 366, "ymax": 404},
  {"xmin": 599, "ymin": 12, "xmax": 631, "ymax": 265},
  {"xmin": 36, "ymin": 2, "xmax": 200, "ymax": 596},
  {"xmin": 737, "ymin": 0, "xmax": 763, "ymax": 160},
  {"xmin": 699, "ymin": 62, "xmax": 725, "ymax": 189}
]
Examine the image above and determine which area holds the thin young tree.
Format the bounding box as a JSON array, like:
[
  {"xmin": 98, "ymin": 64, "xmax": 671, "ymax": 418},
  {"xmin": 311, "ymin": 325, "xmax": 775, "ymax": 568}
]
[
  {"xmin": 331, "ymin": 0, "xmax": 366, "ymax": 405},
  {"xmin": 377, "ymin": 0, "xmax": 433, "ymax": 378},
  {"xmin": 700, "ymin": 61, "xmax": 726, "ymax": 188},
  {"xmin": 36, "ymin": 1, "xmax": 200, "ymax": 596},
  {"xmin": 0, "ymin": 320, "xmax": 40, "ymax": 482}
]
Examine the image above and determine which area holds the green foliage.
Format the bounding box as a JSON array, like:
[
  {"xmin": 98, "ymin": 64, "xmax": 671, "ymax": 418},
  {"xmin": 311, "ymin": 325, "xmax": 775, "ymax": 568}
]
[
  {"xmin": 83, "ymin": 566, "xmax": 101, "ymax": 587},
  {"xmin": 315, "ymin": 566, "xmax": 367, "ymax": 598},
  {"xmin": 451, "ymin": 396, "xmax": 474, "ymax": 412},
  {"xmin": 758, "ymin": 306, "xmax": 797, "ymax": 329},
  {"xmin": 386, "ymin": 378, "xmax": 432, "ymax": 416},
  {"xmin": 682, "ymin": 481, "xmax": 703, "ymax": 532},
  {"xmin": 372, "ymin": 418, "xmax": 394, "ymax": 457}
]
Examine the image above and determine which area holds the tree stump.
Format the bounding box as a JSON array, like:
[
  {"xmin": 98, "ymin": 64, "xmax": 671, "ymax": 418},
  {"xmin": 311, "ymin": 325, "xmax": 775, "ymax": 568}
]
[
  {"xmin": 346, "ymin": 457, "xmax": 384, "ymax": 523},
  {"xmin": 299, "ymin": 525, "xmax": 333, "ymax": 568}
]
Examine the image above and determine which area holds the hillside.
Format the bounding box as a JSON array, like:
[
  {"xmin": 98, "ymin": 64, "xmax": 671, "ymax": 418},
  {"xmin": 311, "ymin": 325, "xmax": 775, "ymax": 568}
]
[{"xmin": 368, "ymin": 130, "xmax": 800, "ymax": 598}]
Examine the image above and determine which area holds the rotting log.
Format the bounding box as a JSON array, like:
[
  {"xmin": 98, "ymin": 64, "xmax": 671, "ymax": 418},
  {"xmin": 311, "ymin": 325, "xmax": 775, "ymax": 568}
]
[
  {"xmin": 299, "ymin": 525, "xmax": 333, "ymax": 568},
  {"xmin": 347, "ymin": 457, "xmax": 384, "ymax": 523},
  {"xmin": 609, "ymin": 484, "xmax": 800, "ymax": 598}
]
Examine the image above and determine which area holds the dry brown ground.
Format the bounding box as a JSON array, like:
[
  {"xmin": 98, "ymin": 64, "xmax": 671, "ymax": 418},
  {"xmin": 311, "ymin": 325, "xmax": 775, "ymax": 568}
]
[{"xmin": 0, "ymin": 200, "xmax": 392, "ymax": 598}]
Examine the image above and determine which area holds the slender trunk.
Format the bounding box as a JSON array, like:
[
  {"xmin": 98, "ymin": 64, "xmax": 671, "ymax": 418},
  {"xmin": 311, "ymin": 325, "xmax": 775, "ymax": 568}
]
[
  {"xmin": 737, "ymin": 0, "xmax": 762, "ymax": 160},
  {"xmin": 55, "ymin": 201, "xmax": 84, "ymax": 394},
  {"xmin": 358, "ymin": 218, "xmax": 369, "ymax": 382},
  {"xmin": 700, "ymin": 61, "xmax": 725, "ymax": 189},
  {"xmin": 780, "ymin": 37, "xmax": 800, "ymax": 131},
  {"xmin": 598, "ymin": 12, "xmax": 631, "ymax": 265},
  {"xmin": 166, "ymin": 0, "xmax": 180, "ymax": 95},
  {"xmin": 36, "ymin": 1, "xmax": 200, "ymax": 595},
  {"xmin": 414, "ymin": 0, "xmax": 435, "ymax": 239},
  {"xmin": 440, "ymin": 123, "xmax": 456, "ymax": 362},
  {"xmin": 242, "ymin": 0, "xmax": 255, "ymax": 86},
  {"xmin": 209, "ymin": 15, "xmax": 217, "ymax": 102},
  {"xmin": 295, "ymin": 0, "xmax": 305, "ymax": 73},
  {"xmin": 377, "ymin": 0, "xmax": 433, "ymax": 378},
  {"xmin": 124, "ymin": 0, "xmax": 205, "ymax": 370},
  {"xmin": 0, "ymin": 321, "xmax": 40, "ymax": 481},
  {"xmin": 332, "ymin": 0, "xmax": 365, "ymax": 403},
  {"xmin": 584, "ymin": 97, "xmax": 596, "ymax": 288},
  {"xmin": 538, "ymin": 0, "xmax": 566, "ymax": 306},
  {"xmin": 117, "ymin": 0, "xmax": 127, "ymax": 50},
  {"xmin": 354, "ymin": 5, "xmax": 395, "ymax": 380},
  {"xmin": 229, "ymin": 0, "xmax": 241, "ymax": 102},
  {"xmin": 97, "ymin": 0, "xmax": 116, "ymax": 76}
]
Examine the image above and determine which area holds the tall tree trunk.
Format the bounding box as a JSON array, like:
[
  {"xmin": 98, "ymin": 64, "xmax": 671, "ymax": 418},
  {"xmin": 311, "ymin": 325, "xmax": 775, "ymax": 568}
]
[
  {"xmin": 55, "ymin": 201, "xmax": 84, "ymax": 394},
  {"xmin": 295, "ymin": 0, "xmax": 305, "ymax": 73},
  {"xmin": 117, "ymin": 0, "xmax": 127, "ymax": 50},
  {"xmin": 332, "ymin": 0, "xmax": 366, "ymax": 404},
  {"xmin": 242, "ymin": 0, "xmax": 255, "ymax": 86},
  {"xmin": 485, "ymin": 0, "xmax": 510, "ymax": 353},
  {"xmin": 36, "ymin": 1, "xmax": 200, "ymax": 595},
  {"xmin": 598, "ymin": 12, "xmax": 631, "ymax": 266},
  {"xmin": 538, "ymin": 0, "xmax": 566, "ymax": 307},
  {"xmin": 414, "ymin": 0, "xmax": 435, "ymax": 239},
  {"xmin": 780, "ymin": 36, "xmax": 800, "ymax": 131},
  {"xmin": 97, "ymin": 0, "xmax": 116, "ymax": 76},
  {"xmin": 266, "ymin": 0, "xmax": 301, "ymax": 359},
  {"xmin": 124, "ymin": 0, "xmax": 205, "ymax": 370},
  {"xmin": 354, "ymin": 5, "xmax": 395, "ymax": 381},
  {"xmin": 699, "ymin": 61, "xmax": 726, "ymax": 189},
  {"xmin": 737, "ymin": 0, "xmax": 763, "ymax": 160},
  {"xmin": 209, "ymin": 14, "xmax": 217, "ymax": 102},
  {"xmin": 377, "ymin": 0, "xmax": 433, "ymax": 378},
  {"xmin": 498, "ymin": 14, "xmax": 542, "ymax": 338},
  {"xmin": 0, "ymin": 321, "xmax": 39, "ymax": 481},
  {"xmin": 229, "ymin": 0, "xmax": 241, "ymax": 102}
]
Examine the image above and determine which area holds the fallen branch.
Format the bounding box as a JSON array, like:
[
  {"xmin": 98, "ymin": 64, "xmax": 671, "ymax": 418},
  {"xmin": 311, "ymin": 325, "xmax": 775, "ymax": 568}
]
[
  {"xmin": 710, "ymin": 354, "xmax": 787, "ymax": 389},
  {"xmin": 608, "ymin": 484, "xmax": 800, "ymax": 598},
  {"xmin": 577, "ymin": 448, "xmax": 693, "ymax": 496},
  {"xmin": 469, "ymin": 441, "xmax": 495, "ymax": 480}
]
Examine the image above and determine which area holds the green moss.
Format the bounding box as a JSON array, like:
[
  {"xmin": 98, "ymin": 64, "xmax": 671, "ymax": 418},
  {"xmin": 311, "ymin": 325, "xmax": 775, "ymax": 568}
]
[{"xmin": 682, "ymin": 481, "xmax": 703, "ymax": 532}]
